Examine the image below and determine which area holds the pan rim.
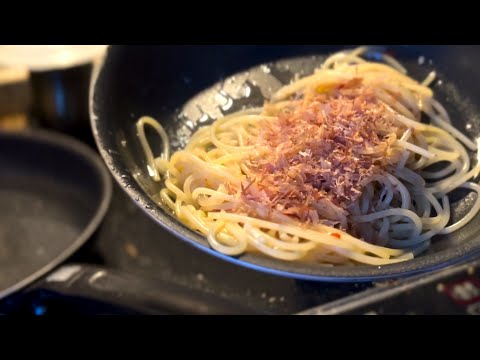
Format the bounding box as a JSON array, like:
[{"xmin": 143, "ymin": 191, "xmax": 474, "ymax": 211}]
[
  {"xmin": 0, "ymin": 129, "xmax": 112, "ymax": 299},
  {"xmin": 89, "ymin": 46, "xmax": 480, "ymax": 282}
]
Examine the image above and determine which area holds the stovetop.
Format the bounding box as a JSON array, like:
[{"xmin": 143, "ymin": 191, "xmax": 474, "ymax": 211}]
[{"xmin": 2, "ymin": 172, "xmax": 480, "ymax": 315}]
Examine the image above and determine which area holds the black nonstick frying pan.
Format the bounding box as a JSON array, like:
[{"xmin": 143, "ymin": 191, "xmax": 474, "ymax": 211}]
[
  {"xmin": 90, "ymin": 45, "xmax": 480, "ymax": 282},
  {"xmin": 0, "ymin": 129, "xmax": 111, "ymax": 299}
]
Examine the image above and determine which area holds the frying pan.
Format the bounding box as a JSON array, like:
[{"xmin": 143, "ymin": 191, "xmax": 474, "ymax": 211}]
[
  {"xmin": 0, "ymin": 129, "xmax": 112, "ymax": 299},
  {"xmin": 90, "ymin": 45, "xmax": 480, "ymax": 282}
]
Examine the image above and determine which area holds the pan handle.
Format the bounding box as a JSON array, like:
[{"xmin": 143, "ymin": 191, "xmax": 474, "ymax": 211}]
[{"xmin": 28, "ymin": 264, "xmax": 265, "ymax": 314}]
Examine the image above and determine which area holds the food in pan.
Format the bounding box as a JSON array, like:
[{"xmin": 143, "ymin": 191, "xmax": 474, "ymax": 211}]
[{"xmin": 136, "ymin": 47, "xmax": 480, "ymax": 266}]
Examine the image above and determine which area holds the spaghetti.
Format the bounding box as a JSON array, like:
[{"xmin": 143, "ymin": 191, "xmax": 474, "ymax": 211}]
[{"xmin": 136, "ymin": 47, "xmax": 480, "ymax": 266}]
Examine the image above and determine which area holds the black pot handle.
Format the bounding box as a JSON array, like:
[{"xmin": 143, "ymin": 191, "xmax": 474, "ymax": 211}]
[{"xmin": 28, "ymin": 264, "xmax": 265, "ymax": 314}]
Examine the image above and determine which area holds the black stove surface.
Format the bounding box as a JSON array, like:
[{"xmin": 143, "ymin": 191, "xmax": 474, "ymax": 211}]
[{"xmin": 3, "ymin": 178, "xmax": 480, "ymax": 315}]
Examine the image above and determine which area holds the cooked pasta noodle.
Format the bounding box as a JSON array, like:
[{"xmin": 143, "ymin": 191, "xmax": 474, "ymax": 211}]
[{"xmin": 136, "ymin": 47, "xmax": 480, "ymax": 266}]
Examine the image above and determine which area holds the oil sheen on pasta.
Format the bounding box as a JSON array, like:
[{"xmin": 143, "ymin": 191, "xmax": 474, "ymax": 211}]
[{"xmin": 136, "ymin": 47, "xmax": 480, "ymax": 266}]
